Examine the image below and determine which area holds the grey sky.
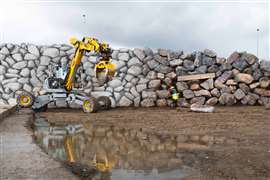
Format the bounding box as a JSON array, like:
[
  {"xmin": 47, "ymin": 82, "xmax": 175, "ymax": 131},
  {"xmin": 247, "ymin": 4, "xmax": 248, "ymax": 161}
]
[{"xmin": 0, "ymin": 0, "xmax": 269, "ymax": 59}]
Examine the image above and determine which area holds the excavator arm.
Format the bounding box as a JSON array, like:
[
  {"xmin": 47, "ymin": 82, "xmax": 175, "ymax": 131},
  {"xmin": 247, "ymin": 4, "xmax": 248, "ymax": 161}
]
[{"xmin": 64, "ymin": 37, "xmax": 115, "ymax": 91}]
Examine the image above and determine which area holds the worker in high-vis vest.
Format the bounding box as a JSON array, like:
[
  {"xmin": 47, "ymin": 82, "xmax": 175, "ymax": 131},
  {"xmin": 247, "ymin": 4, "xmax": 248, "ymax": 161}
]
[{"xmin": 169, "ymin": 86, "xmax": 179, "ymax": 107}]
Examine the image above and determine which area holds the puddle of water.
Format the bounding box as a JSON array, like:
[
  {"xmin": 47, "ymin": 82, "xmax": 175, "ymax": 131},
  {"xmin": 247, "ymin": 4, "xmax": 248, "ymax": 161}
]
[{"xmin": 33, "ymin": 117, "xmax": 203, "ymax": 180}]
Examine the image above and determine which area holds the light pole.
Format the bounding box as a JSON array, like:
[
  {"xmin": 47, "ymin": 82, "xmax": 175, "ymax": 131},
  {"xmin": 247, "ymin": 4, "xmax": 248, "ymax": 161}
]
[{"xmin": 256, "ymin": 28, "xmax": 259, "ymax": 58}]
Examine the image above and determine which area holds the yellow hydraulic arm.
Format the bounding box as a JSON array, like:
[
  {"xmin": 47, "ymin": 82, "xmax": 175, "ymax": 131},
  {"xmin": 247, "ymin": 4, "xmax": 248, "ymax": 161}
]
[{"xmin": 64, "ymin": 37, "xmax": 115, "ymax": 91}]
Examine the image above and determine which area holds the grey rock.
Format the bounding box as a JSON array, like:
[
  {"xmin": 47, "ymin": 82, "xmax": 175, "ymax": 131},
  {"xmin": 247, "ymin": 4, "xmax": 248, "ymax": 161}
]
[
  {"xmin": 233, "ymin": 89, "xmax": 245, "ymax": 100},
  {"xmin": 0, "ymin": 47, "xmax": 9, "ymax": 55},
  {"xmin": 249, "ymin": 82, "xmax": 260, "ymax": 89},
  {"xmin": 28, "ymin": 45, "xmax": 40, "ymax": 56},
  {"xmin": 176, "ymin": 82, "xmax": 188, "ymax": 92},
  {"xmin": 118, "ymin": 96, "xmax": 133, "ymax": 107},
  {"xmin": 5, "ymin": 57, "xmax": 15, "ymax": 66},
  {"xmin": 28, "ymin": 60, "xmax": 36, "ymax": 68},
  {"xmin": 127, "ymin": 57, "xmax": 142, "ymax": 67},
  {"xmin": 227, "ymin": 51, "xmax": 240, "ymax": 64},
  {"xmin": 156, "ymin": 90, "xmax": 170, "ymax": 98},
  {"xmin": 24, "ymin": 53, "xmax": 37, "ymax": 60},
  {"xmin": 157, "ymin": 73, "xmax": 165, "ymax": 79},
  {"xmin": 156, "ymin": 99, "xmax": 167, "ymax": 107},
  {"xmin": 210, "ymin": 88, "xmax": 221, "ymax": 97},
  {"xmin": 202, "ymin": 56, "xmax": 215, "ymax": 66},
  {"xmin": 12, "ymin": 53, "xmax": 23, "ymax": 61},
  {"xmin": 200, "ymin": 79, "xmax": 214, "ymax": 90},
  {"xmin": 147, "ymin": 59, "xmax": 159, "ymax": 69},
  {"xmin": 143, "ymin": 48, "xmax": 154, "ymax": 57},
  {"xmin": 219, "ymin": 93, "xmax": 236, "ymax": 105},
  {"xmin": 134, "ymin": 48, "xmax": 145, "ymax": 60},
  {"xmin": 169, "ymin": 59, "xmax": 183, "ymax": 66},
  {"xmin": 206, "ymin": 97, "xmax": 218, "ymax": 106},
  {"xmin": 114, "ymin": 92, "xmax": 121, "ymax": 102},
  {"xmin": 182, "ymin": 89, "xmax": 194, "ymax": 99},
  {"xmin": 154, "ymin": 64, "xmax": 172, "ymax": 74},
  {"xmin": 194, "ymin": 90, "xmax": 211, "ymax": 97},
  {"xmin": 125, "ymin": 92, "xmax": 135, "ymax": 100},
  {"xmin": 158, "ymin": 49, "xmax": 170, "ymax": 57},
  {"xmin": 241, "ymin": 53, "xmax": 258, "ymax": 65},
  {"xmin": 148, "ymin": 79, "xmax": 161, "ymax": 89},
  {"xmin": 190, "ymin": 96, "xmax": 206, "ymax": 105},
  {"xmin": 203, "ymin": 49, "xmax": 217, "ymax": 58},
  {"xmin": 18, "ymin": 78, "xmax": 29, "ymax": 84},
  {"xmin": 13, "ymin": 61, "xmax": 27, "ymax": 70},
  {"xmin": 195, "ymin": 65, "xmax": 207, "ymax": 73},
  {"xmin": 141, "ymin": 98, "xmax": 155, "ymax": 107},
  {"xmin": 111, "ymin": 50, "xmax": 119, "ymax": 59},
  {"xmin": 134, "ymin": 97, "xmax": 141, "ymax": 107},
  {"xmin": 239, "ymin": 83, "xmax": 250, "ymax": 94},
  {"xmin": 138, "ymin": 78, "xmax": 149, "ymax": 84},
  {"xmin": 207, "ymin": 65, "xmax": 219, "ymax": 73},
  {"xmin": 23, "ymin": 83, "xmax": 32, "ymax": 92},
  {"xmin": 175, "ymin": 66, "xmax": 187, "ymax": 76},
  {"xmin": 215, "ymin": 71, "xmax": 233, "ymax": 84},
  {"xmin": 154, "ymin": 54, "xmax": 169, "ymax": 65},
  {"xmin": 127, "ymin": 65, "xmax": 142, "ymax": 76},
  {"xmin": 125, "ymin": 74, "xmax": 134, "ymax": 81},
  {"xmin": 146, "ymin": 71, "xmax": 157, "ymax": 80},
  {"xmin": 118, "ymin": 52, "xmax": 130, "ymax": 61},
  {"xmin": 241, "ymin": 93, "xmax": 259, "ymax": 105},
  {"xmin": 166, "ymin": 72, "xmax": 177, "ymax": 79},
  {"xmin": 0, "ymin": 54, "xmax": 5, "ymax": 61},
  {"xmin": 30, "ymin": 76, "xmax": 42, "ymax": 87},
  {"xmin": 259, "ymin": 77, "xmax": 270, "ymax": 88},
  {"xmin": 6, "ymin": 82, "xmax": 22, "ymax": 91},
  {"xmin": 130, "ymin": 87, "xmax": 140, "ymax": 97},
  {"xmin": 260, "ymin": 60, "xmax": 270, "ymax": 72},
  {"xmin": 232, "ymin": 58, "xmax": 248, "ymax": 71},
  {"xmin": 136, "ymin": 84, "xmax": 147, "ymax": 92},
  {"xmin": 252, "ymin": 70, "xmax": 263, "ymax": 81},
  {"xmin": 142, "ymin": 91, "xmax": 157, "ymax": 100},
  {"xmin": 43, "ymin": 48, "xmax": 59, "ymax": 58},
  {"xmin": 183, "ymin": 60, "xmax": 194, "ymax": 70},
  {"xmin": 91, "ymin": 91, "xmax": 112, "ymax": 98},
  {"xmin": 108, "ymin": 79, "xmax": 122, "ymax": 88},
  {"xmin": 0, "ymin": 65, "xmax": 6, "ymax": 75},
  {"xmin": 40, "ymin": 56, "xmax": 51, "ymax": 66}
]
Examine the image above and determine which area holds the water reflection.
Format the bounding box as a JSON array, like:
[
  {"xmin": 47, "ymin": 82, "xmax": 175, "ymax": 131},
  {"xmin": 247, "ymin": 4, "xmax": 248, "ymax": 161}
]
[{"xmin": 33, "ymin": 117, "xmax": 197, "ymax": 180}]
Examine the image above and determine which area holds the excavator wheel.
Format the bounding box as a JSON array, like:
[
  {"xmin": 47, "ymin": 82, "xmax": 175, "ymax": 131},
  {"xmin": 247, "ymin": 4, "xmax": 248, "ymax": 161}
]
[
  {"xmin": 82, "ymin": 97, "xmax": 98, "ymax": 113},
  {"xmin": 17, "ymin": 91, "xmax": 34, "ymax": 108},
  {"xmin": 97, "ymin": 96, "xmax": 111, "ymax": 110}
]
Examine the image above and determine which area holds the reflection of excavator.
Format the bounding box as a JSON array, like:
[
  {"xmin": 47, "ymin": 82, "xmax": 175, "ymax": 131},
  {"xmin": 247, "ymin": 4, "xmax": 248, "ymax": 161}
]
[
  {"xmin": 17, "ymin": 37, "xmax": 116, "ymax": 113},
  {"xmin": 64, "ymin": 136, "xmax": 114, "ymax": 178}
]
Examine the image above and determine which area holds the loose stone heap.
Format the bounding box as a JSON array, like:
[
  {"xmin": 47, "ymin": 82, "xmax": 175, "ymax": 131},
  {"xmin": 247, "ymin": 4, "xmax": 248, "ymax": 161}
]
[{"xmin": 0, "ymin": 43, "xmax": 269, "ymax": 107}]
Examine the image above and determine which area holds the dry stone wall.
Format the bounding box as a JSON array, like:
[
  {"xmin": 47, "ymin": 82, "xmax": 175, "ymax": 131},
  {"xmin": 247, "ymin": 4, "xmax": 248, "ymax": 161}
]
[{"xmin": 0, "ymin": 42, "xmax": 270, "ymax": 107}]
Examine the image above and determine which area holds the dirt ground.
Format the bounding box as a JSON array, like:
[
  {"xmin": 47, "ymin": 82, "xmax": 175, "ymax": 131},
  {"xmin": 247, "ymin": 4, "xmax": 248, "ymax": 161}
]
[
  {"xmin": 40, "ymin": 106, "xmax": 270, "ymax": 180},
  {"xmin": 0, "ymin": 109, "xmax": 78, "ymax": 180}
]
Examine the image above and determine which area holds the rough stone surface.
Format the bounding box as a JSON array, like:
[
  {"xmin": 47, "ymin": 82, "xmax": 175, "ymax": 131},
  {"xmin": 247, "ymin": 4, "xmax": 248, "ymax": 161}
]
[
  {"xmin": 219, "ymin": 93, "xmax": 236, "ymax": 105},
  {"xmin": 234, "ymin": 73, "xmax": 254, "ymax": 84},
  {"xmin": 43, "ymin": 48, "xmax": 59, "ymax": 58}
]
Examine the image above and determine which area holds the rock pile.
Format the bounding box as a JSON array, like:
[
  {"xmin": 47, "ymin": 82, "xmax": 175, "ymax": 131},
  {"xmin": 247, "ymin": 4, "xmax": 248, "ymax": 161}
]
[{"xmin": 0, "ymin": 42, "xmax": 269, "ymax": 107}]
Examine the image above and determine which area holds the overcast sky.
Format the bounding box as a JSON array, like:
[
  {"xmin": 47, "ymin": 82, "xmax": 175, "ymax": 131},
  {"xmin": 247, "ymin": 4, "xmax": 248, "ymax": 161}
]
[{"xmin": 0, "ymin": 0, "xmax": 269, "ymax": 59}]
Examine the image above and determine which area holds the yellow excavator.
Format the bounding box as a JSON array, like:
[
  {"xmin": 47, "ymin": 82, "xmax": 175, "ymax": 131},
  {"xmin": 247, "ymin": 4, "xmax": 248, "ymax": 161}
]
[{"xmin": 17, "ymin": 37, "xmax": 116, "ymax": 113}]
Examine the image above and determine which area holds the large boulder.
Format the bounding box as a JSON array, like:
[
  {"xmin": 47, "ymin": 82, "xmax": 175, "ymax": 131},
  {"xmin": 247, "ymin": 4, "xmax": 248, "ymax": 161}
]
[
  {"xmin": 43, "ymin": 48, "xmax": 59, "ymax": 58},
  {"xmin": 127, "ymin": 57, "xmax": 142, "ymax": 67},
  {"xmin": 227, "ymin": 51, "xmax": 240, "ymax": 64},
  {"xmin": 6, "ymin": 82, "xmax": 22, "ymax": 91},
  {"xmin": 118, "ymin": 52, "xmax": 130, "ymax": 61},
  {"xmin": 156, "ymin": 90, "xmax": 170, "ymax": 98},
  {"xmin": 233, "ymin": 89, "xmax": 245, "ymax": 100},
  {"xmin": 234, "ymin": 73, "xmax": 254, "ymax": 84},
  {"xmin": 219, "ymin": 93, "xmax": 236, "ymax": 105},
  {"xmin": 141, "ymin": 98, "xmax": 155, "ymax": 107},
  {"xmin": 40, "ymin": 56, "xmax": 51, "ymax": 66},
  {"xmin": 148, "ymin": 79, "xmax": 161, "ymax": 89},
  {"xmin": 127, "ymin": 65, "xmax": 142, "ymax": 76},
  {"xmin": 142, "ymin": 91, "xmax": 157, "ymax": 100},
  {"xmin": 200, "ymin": 79, "xmax": 214, "ymax": 90},
  {"xmin": 28, "ymin": 44, "xmax": 40, "ymax": 56},
  {"xmin": 0, "ymin": 65, "xmax": 6, "ymax": 75},
  {"xmin": 118, "ymin": 96, "xmax": 133, "ymax": 107},
  {"xmin": 232, "ymin": 58, "xmax": 248, "ymax": 71},
  {"xmin": 24, "ymin": 53, "xmax": 37, "ymax": 60},
  {"xmin": 134, "ymin": 48, "xmax": 145, "ymax": 60},
  {"xmin": 260, "ymin": 60, "xmax": 270, "ymax": 72},
  {"xmin": 182, "ymin": 89, "xmax": 194, "ymax": 99},
  {"xmin": 203, "ymin": 49, "xmax": 217, "ymax": 58},
  {"xmin": 176, "ymin": 82, "xmax": 188, "ymax": 92},
  {"xmin": 0, "ymin": 47, "xmax": 9, "ymax": 55},
  {"xmin": 169, "ymin": 59, "xmax": 183, "ymax": 67},
  {"xmin": 13, "ymin": 61, "xmax": 27, "ymax": 70},
  {"xmin": 12, "ymin": 53, "xmax": 23, "ymax": 61}
]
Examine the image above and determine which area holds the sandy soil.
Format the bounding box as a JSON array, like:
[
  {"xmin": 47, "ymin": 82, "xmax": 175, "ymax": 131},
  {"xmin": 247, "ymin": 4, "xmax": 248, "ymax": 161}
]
[{"xmin": 40, "ymin": 106, "xmax": 270, "ymax": 180}]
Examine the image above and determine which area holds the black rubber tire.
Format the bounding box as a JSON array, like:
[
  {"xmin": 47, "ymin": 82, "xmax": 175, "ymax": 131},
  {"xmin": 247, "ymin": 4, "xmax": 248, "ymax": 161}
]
[
  {"xmin": 33, "ymin": 104, "xmax": 48, "ymax": 113},
  {"xmin": 82, "ymin": 97, "xmax": 98, "ymax": 113},
  {"xmin": 16, "ymin": 91, "xmax": 34, "ymax": 108},
  {"xmin": 97, "ymin": 96, "xmax": 111, "ymax": 110}
]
